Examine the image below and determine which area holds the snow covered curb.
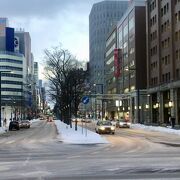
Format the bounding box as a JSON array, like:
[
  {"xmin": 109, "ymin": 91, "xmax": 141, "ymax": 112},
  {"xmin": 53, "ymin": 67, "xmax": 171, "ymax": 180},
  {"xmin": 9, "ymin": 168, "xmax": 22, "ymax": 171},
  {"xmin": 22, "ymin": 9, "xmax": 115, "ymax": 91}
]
[
  {"xmin": 0, "ymin": 127, "xmax": 7, "ymax": 134},
  {"xmin": 54, "ymin": 120, "xmax": 108, "ymax": 144},
  {"xmin": 131, "ymin": 124, "xmax": 180, "ymax": 135},
  {"xmin": 31, "ymin": 118, "xmax": 41, "ymax": 123}
]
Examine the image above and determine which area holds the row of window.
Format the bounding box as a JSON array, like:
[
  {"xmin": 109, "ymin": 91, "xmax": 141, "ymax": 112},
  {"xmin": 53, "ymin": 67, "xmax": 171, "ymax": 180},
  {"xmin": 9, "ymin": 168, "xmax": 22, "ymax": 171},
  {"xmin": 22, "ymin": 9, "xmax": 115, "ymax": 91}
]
[
  {"xmin": 161, "ymin": 20, "xmax": 170, "ymax": 33},
  {"xmin": 1, "ymin": 80, "xmax": 22, "ymax": 85},
  {"xmin": 106, "ymin": 32, "xmax": 116, "ymax": 47},
  {"xmin": 149, "ymin": 0, "xmax": 156, "ymax": 12},
  {"xmin": 0, "ymin": 58, "xmax": 22, "ymax": 64},
  {"xmin": 162, "ymin": 55, "xmax": 170, "ymax": 65},
  {"xmin": 161, "ymin": 37, "xmax": 170, "ymax": 48},
  {"xmin": 175, "ymin": 49, "xmax": 180, "ymax": 60},
  {"xmin": 175, "ymin": 29, "xmax": 180, "ymax": 41},
  {"xmin": 175, "ymin": 0, "xmax": 180, "ymax": 5},
  {"xmin": 175, "ymin": 11, "xmax": 180, "ymax": 23},
  {"xmin": 161, "ymin": 3, "xmax": 169, "ymax": 17},
  {"xmin": 150, "ymin": 15, "xmax": 157, "ymax": 27},
  {"xmin": 150, "ymin": 55, "xmax": 170, "ymax": 69},
  {"xmin": 150, "ymin": 30, "xmax": 157, "ymax": 41},
  {"xmin": 1, "ymin": 74, "xmax": 23, "ymax": 78},
  {"xmin": 1, "ymin": 88, "xmax": 22, "ymax": 92},
  {"xmin": 151, "ymin": 77, "xmax": 158, "ymax": 86},
  {"xmin": 1, "ymin": 95, "xmax": 23, "ymax": 100},
  {"xmin": 92, "ymin": 12, "xmax": 124, "ymax": 20},
  {"xmin": 151, "ymin": 61, "xmax": 157, "ymax": 69},
  {"xmin": 162, "ymin": 72, "xmax": 170, "ymax": 83},
  {"xmin": 150, "ymin": 45, "xmax": 157, "ymax": 56},
  {"xmin": 0, "ymin": 66, "xmax": 23, "ymax": 71}
]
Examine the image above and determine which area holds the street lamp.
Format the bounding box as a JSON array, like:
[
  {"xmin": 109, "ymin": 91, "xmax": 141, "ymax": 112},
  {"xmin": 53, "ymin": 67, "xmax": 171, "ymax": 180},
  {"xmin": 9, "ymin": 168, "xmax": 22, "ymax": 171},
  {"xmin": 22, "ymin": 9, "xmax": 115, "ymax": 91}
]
[
  {"xmin": 0, "ymin": 70, "xmax": 12, "ymax": 127},
  {"xmin": 93, "ymin": 83, "xmax": 103, "ymax": 120},
  {"xmin": 125, "ymin": 67, "xmax": 140, "ymax": 123}
]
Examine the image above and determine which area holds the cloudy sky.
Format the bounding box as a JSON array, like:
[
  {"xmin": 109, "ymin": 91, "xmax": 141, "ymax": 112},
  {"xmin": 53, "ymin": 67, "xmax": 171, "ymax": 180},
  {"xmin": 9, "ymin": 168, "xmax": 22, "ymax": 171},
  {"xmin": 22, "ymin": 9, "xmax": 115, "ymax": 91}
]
[{"xmin": 0, "ymin": 0, "xmax": 104, "ymax": 78}]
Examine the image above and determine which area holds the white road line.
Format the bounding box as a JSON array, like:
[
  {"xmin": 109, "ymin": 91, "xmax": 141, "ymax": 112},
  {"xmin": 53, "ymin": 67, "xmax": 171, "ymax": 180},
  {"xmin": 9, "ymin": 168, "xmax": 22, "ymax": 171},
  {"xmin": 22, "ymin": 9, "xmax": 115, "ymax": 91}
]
[
  {"xmin": 91, "ymin": 151, "xmax": 99, "ymax": 154},
  {"xmin": 66, "ymin": 155, "xmax": 81, "ymax": 159},
  {"xmin": 5, "ymin": 140, "xmax": 15, "ymax": 144},
  {"xmin": 23, "ymin": 156, "xmax": 30, "ymax": 166}
]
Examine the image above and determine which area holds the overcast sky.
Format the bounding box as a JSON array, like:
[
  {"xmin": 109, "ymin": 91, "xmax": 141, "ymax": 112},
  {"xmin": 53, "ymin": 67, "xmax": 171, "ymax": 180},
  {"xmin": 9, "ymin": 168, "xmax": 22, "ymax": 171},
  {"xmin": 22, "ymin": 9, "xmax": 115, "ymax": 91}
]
[
  {"xmin": 1, "ymin": 0, "xmax": 130, "ymax": 79},
  {"xmin": 0, "ymin": 0, "xmax": 104, "ymax": 78}
]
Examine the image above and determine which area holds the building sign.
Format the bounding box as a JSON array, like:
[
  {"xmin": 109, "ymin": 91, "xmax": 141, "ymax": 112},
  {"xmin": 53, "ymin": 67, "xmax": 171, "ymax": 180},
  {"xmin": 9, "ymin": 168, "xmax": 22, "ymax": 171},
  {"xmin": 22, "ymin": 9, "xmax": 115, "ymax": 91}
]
[
  {"xmin": 14, "ymin": 36, "xmax": 19, "ymax": 52},
  {"xmin": 114, "ymin": 48, "xmax": 122, "ymax": 78},
  {"xmin": 6, "ymin": 27, "xmax": 14, "ymax": 52}
]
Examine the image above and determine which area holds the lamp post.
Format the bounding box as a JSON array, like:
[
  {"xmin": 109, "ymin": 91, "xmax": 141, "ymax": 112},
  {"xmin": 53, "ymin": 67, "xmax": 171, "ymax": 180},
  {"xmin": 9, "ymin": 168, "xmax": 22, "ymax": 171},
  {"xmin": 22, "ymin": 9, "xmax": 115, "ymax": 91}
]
[
  {"xmin": 93, "ymin": 83, "xmax": 103, "ymax": 120},
  {"xmin": 125, "ymin": 67, "xmax": 140, "ymax": 123},
  {"xmin": 0, "ymin": 70, "xmax": 12, "ymax": 127}
]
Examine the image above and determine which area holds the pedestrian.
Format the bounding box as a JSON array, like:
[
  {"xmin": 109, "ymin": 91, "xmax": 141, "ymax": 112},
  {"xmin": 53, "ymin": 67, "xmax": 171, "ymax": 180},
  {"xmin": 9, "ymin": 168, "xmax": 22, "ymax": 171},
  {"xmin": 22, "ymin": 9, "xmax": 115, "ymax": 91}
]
[
  {"xmin": 3, "ymin": 118, "xmax": 7, "ymax": 127},
  {"xmin": 169, "ymin": 115, "xmax": 175, "ymax": 128},
  {"xmin": 171, "ymin": 116, "xmax": 175, "ymax": 128}
]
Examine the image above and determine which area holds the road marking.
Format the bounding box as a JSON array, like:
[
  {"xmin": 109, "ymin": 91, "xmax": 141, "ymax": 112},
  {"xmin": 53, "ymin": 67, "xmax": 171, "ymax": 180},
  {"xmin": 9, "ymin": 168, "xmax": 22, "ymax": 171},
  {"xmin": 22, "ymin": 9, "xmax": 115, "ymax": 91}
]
[
  {"xmin": 91, "ymin": 151, "xmax": 99, "ymax": 154},
  {"xmin": 23, "ymin": 156, "xmax": 30, "ymax": 166},
  {"xmin": 67, "ymin": 155, "xmax": 81, "ymax": 159},
  {"xmin": 5, "ymin": 140, "xmax": 15, "ymax": 144}
]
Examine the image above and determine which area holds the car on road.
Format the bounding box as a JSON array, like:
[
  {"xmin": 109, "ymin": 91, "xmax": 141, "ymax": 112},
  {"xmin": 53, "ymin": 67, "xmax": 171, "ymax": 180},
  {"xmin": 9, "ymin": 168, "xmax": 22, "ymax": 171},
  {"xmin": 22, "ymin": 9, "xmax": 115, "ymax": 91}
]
[
  {"xmin": 81, "ymin": 119, "xmax": 92, "ymax": 123},
  {"xmin": 19, "ymin": 120, "xmax": 31, "ymax": 128},
  {"xmin": 117, "ymin": 119, "xmax": 131, "ymax": 128},
  {"xmin": 9, "ymin": 121, "xmax": 20, "ymax": 131},
  {"xmin": 47, "ymin": 116, "xmax": 53, "ymax": 122},
  {"xmin": 95, "ymin": 120, "xmax": 115, "ymax": 134}
]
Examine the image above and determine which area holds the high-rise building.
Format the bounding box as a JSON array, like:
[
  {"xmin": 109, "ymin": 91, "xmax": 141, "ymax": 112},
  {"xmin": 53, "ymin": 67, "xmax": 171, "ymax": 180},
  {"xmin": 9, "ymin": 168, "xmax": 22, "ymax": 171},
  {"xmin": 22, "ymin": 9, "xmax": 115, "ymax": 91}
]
[
  {"xmin": 146, "ymin": 0, "xmax": 180, "ymax": 125},
  {"xmin": 0, "ymin": 19, "xmax": 24, "ymax": 122},
  {"xmin": 0, "ymin": 18, "xmax": 35, "ymax": 123},
  {"xmin": 89, "ymin": 0, "xmax": 128, "ymax": 93},
  {"xmin": 105, "ymin": 0, "xmax": 146, "ymax": 122},
  {"xmin": 34, "ymin": 62, "xmax": 39, "ymax": 85}
]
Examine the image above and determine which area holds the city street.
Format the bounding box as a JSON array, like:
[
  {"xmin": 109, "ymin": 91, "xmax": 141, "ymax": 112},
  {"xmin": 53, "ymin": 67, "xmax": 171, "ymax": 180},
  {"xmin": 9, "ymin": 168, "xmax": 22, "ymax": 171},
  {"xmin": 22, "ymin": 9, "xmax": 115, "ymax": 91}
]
[{"xmin": 0, "ymin": 120, "xmax": 180, "ymax": 179}]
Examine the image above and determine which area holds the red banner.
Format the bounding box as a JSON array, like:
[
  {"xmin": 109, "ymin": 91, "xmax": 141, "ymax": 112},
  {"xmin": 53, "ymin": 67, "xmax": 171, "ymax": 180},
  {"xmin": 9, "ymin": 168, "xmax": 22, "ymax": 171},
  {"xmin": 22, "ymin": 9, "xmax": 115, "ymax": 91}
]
[{"xmin": 114, "ymin": 48, "xmax": 122, "ymax": 78}]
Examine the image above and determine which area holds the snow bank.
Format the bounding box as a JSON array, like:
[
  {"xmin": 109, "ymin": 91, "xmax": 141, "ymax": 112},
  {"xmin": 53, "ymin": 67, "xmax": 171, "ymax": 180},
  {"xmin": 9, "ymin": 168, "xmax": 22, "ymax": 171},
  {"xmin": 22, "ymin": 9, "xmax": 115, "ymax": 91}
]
[
  {"xmin": 0, "ymin": 127, "xmax": 7, "ymax": 134},
  {"xmin": 132, "ymin": 124, "xmax": 180, "ymax": 135},
  {"xmin": 54, "ymin": 120, "xmax": 108, "ymax": 144},
  {"xmin": 31, "ymin": 118, "xmax": 40, "ymax": 123}
]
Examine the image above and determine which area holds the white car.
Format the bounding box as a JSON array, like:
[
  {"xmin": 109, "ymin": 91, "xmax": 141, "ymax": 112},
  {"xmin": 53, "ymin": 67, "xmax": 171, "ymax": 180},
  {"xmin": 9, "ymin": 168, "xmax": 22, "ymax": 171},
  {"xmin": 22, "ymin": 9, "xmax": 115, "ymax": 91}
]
[
  {"xmin": 117, "ymin": 119, "xmax": 131, "ymax": 128},
  {"xmin": 95, "ymin": 120, "xmax": 115, "ymax": 134}
]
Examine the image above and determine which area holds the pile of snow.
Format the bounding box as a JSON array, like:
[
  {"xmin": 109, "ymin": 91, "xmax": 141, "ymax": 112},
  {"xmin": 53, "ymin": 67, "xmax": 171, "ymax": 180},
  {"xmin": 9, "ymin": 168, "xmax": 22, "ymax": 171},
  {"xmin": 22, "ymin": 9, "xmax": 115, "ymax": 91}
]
[
  {"xmin": 55, "ymin": 120, "xmax": 108, "ymax": 144},
  {"xmin": 132, "ymin": 124, "xmax": 180, "ymax": 135},
  {"xmin": 0, "ymin": 127, "xmax": 7, "ymax": 134},
  {"xmin": 31, "ymin": 118, "xmax": 40, "ymax": 123}
]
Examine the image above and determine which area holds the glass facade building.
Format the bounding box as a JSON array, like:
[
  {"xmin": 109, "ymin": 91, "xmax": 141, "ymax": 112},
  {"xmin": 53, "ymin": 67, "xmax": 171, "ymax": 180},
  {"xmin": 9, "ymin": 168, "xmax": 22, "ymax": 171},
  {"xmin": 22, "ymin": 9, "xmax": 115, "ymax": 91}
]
[{"xmin": 89, "ymin": 1, "xmax": 128, "ymax": 93}]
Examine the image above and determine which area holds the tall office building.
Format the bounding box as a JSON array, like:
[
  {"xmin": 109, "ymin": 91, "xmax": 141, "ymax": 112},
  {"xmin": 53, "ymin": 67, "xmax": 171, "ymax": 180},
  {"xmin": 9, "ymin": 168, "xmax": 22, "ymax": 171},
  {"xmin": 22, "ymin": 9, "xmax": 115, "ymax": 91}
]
[
  {"xmin": 105, "ymin": 0, "xmax": 146, "ymax": 122},
  {"xmin": 34, "ymin": 62, "xmax": 39, "ymax": 85},
  {"xmin": 89, "ymin": 0, "xmax": 128, "ymax": 92},
  {"xmin": 146, "ymin": 0, "xmax": 180, "ymax": 125},
  {"xmin": 0, "ymin": 18, "xmax": 35, "ymax": 123}
]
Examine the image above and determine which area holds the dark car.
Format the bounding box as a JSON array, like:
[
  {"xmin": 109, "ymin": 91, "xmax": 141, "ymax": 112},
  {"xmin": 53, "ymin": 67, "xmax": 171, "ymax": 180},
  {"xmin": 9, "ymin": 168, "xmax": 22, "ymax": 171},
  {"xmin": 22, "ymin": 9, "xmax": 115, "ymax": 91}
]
[{"xmin": 9, "ymin": 121, "xmax": 20, "ymax": 131}]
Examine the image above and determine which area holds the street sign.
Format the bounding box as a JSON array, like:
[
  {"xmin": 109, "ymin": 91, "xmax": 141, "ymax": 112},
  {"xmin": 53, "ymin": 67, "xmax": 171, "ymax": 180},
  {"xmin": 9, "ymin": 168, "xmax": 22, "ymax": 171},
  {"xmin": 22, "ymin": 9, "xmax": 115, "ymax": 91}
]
[{"xmin": 82, "ymin": 96, "xmax": 89, "ymax": 104}]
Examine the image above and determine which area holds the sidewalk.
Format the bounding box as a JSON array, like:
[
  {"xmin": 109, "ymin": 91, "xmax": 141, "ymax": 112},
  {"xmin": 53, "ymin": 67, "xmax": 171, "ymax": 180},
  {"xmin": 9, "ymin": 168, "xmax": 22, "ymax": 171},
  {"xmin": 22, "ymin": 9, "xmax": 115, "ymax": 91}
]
[
  {"xmin": 132, "ymin": 123, "xmax": 180, "ymax": 135},
  {"xmin": 54, "ymin": 120, "xmax": 108, "ymax": 144}
]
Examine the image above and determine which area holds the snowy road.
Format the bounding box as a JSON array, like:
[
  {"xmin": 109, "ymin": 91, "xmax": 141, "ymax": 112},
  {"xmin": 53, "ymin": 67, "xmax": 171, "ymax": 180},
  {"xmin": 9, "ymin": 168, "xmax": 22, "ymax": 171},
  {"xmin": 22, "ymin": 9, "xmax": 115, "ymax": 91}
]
[{"xmin": 0, "ymin": 120, "xmax": 180, "ymax": 179}]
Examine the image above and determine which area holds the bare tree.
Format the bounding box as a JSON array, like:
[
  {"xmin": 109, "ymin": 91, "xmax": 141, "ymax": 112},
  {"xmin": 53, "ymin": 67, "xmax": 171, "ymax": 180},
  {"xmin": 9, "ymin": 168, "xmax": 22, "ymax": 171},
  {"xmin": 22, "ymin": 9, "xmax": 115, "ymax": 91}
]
[{"xmin": 43, "ymin": 45, "xmax": 87, "ymax": 124}]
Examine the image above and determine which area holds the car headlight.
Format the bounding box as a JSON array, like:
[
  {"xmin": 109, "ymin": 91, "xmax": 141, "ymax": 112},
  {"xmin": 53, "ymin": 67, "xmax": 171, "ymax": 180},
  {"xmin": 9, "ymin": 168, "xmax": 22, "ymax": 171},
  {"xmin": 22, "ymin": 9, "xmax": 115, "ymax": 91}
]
[
  {"xmin": 111, "ymin": 126, "xmax": 115, "ymax": 130},
  {"xmin": 127, "ymin": 122, "xmax": 131, "ymax": 126},
  {"xmin": 99, "ymin": 127, "xmax": 105, "ymax": 130}
]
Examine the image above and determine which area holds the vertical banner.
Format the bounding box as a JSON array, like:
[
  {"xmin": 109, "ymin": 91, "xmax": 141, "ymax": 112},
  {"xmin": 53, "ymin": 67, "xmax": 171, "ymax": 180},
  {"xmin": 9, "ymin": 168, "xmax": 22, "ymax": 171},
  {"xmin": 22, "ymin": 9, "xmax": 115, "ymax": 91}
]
[
  {"xmin": 114, "ymin": 48, "xmax": 122, "ymax": 78},
  {"xmin": 6, "ymin": 27, "xmax": 14, "ymax": 52}
]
